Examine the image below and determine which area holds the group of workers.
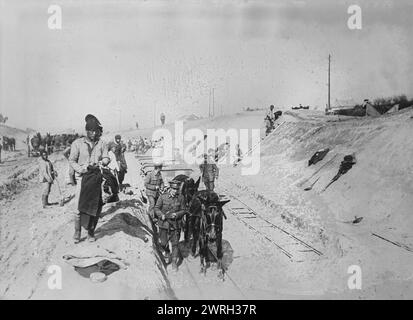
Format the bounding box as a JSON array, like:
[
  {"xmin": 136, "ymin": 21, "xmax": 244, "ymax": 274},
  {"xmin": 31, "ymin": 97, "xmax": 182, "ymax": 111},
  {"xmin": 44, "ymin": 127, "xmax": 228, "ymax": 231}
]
[
  {"xmin": 34, "ymin": 107, "xmax": 263, "ymax": 272},
  {"xmin": 144, "ymin": 153, "xmax": 219, "ymax": 271},
  {"xmin": 38, "ymin": 114, "xmax": 130, "ymax": 244},
  {"xmin": 126, "ymin": 137, "xmax": 158, "ymax": 154}
]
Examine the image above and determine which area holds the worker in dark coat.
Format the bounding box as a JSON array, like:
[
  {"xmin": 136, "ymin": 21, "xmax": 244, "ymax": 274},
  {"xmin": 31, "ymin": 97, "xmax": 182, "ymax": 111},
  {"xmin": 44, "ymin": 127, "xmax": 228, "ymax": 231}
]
[
  {"xmin": 69, "ymin": 114, "xmax": 109, "ymax": 244},
  {"xmin": 154, "ymin": 180, "xmax": 187, "ymax": 271}
]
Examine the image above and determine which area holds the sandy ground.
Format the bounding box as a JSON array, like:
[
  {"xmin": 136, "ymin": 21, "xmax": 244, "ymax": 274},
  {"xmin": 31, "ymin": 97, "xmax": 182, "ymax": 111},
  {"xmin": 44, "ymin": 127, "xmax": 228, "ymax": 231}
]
[
  {"xmin": 140, "ymin": 109, "xmax": 413, "ymax": 299},
  {"xmin": 1, "ymin": 109, "xmax": 413, "ymax": 299},
  {"xmin": 0, "ymin": 151, "xmax": 172, "ymax": 299}
]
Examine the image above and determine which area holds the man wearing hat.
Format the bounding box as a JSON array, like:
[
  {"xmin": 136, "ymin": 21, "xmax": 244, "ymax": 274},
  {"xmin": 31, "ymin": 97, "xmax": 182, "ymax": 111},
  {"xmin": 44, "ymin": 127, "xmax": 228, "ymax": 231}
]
[
  {"xmin": 154, "ymin": 180, "xmax": 187, "ymax": 271},
  {"xmin": 69, "ymin": 114, "xmax": 109, "ymax": 243},
  {"xmin": 199, "ymin": 153, "xmax": 219, "ymax": 191},
  {"xmin": 144, "ymin": 160, "xmax": 164, "ymax": 220}
]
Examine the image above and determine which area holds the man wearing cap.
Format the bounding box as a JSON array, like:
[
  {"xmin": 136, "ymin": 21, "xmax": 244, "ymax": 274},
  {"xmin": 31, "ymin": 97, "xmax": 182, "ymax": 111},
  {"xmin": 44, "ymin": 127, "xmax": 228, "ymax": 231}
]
[
  {"xmin": 144, "ymin": 161, "xmax": 164, "ymax": 220},
  {"xmin": 69, "ymin": 114, "xmax": 109, "ymax": 243},
  {"xmin": 154, "ymin": 180, "xmax": 187, "ymax": 271},
  {"xmin": 199, "ymin": 153, "xmax": 219, "ymax": 191}
]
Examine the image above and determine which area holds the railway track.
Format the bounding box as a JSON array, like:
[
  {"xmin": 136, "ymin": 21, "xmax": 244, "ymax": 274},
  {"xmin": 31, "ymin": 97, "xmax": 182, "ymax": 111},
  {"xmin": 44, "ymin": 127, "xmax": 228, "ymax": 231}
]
[
  {"xmin": 137, "ymin": 154, "xmax": 323, "ymax": 263},
  {"xmin": 219, "ymin": 187, "xmax": 323, "ymax": 262},
  {"xmin": 173, "ymin": 245, "xmax": 249, "ymax": 299},
  {"xmin": 135, "ymin": 154, "xmax": 321, "ymax": 298}
]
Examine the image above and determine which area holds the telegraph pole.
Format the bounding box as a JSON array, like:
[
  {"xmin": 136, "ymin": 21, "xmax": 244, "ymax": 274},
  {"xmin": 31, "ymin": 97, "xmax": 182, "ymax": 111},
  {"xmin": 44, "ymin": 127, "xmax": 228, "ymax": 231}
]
[
  {"xmin": 328, "ymin": 54, "xmax": 331, "ymax": 111},
  {"xmin": 153, "ymin": 103, "xmax": 156, "ymax": 127},
  {"xmin": 208, "ymin": 88, "xmax": 211, "ymax": 118},
  {"xmin": 212, "ymin": 88, "xmax": 215, "ymax": 117}
]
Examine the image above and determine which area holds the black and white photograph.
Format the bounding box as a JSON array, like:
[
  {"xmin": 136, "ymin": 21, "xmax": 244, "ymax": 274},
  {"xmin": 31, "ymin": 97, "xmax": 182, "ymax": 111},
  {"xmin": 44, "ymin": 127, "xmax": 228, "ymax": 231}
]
[{"xmin": 1, "ymin": 0, "xmax": 413, "ymax": 303}]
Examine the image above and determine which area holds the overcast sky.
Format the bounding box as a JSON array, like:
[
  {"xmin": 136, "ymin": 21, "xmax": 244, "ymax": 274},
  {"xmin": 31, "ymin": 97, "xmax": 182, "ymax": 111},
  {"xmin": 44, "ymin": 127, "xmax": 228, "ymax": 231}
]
[{"xmin": 1, "ymin": 0, "xmax": 412, "ymax": 132}]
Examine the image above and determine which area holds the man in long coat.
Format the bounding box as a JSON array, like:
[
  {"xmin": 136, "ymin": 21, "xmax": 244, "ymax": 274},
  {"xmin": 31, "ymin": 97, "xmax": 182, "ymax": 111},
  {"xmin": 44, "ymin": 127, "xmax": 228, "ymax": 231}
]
[{"xmin": 69, "ymin": 114, "xmax": 109, "ymax": 243}]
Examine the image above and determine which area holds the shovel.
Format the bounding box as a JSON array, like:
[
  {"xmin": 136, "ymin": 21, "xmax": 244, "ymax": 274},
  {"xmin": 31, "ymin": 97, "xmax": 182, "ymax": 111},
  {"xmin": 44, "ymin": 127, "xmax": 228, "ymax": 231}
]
[
  {"xmin": 304, "ymin": 177, "xmax": 320, "ymax": 191},
  {"xmin": 321, "ymin": 174, "xmax": 341, "ymax": 193},
  {"xmin": 337, "ymin": 216, "xmax": 364, "ymax": 224},
  {"xmin": 352, "ymin": 216, "xmax": 363, "ymax": 224}
]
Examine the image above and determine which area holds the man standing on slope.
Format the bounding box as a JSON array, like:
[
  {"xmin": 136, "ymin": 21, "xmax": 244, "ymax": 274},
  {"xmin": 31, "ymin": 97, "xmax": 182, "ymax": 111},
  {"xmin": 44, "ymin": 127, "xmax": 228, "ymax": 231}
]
[
  {"xmin": 265, "ymin": 105, "xmax": 276, "ymax": 136},
  {"xmin": 160, "ymin": 113, "xmax": 166, "ymax": 126}
]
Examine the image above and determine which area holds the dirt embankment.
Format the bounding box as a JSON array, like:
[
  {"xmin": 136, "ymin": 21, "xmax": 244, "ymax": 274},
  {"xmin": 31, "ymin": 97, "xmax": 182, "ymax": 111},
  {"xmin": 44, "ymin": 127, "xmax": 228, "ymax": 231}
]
[
  {"xmin": 256, "ymin": 109, "xmax": 413, "ymax": 235},
  {"xmin": 2, "ymin": 108, "xmax": 413, "ymax": 299},
  {"xmin": 220, "ymin": 108, "xmax": 413, "ymax": 297},
  {"xmin": 119, "ymin": 108, "xmax": 413, "ymax": 298}
]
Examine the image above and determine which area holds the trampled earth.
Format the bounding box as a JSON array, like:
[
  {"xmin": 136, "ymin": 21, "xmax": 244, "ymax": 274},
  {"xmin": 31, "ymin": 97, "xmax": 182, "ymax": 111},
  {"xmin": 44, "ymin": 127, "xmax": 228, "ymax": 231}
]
[{"xmin": 1, "ymin": 109, "xmax": 413, "ymax": 299}]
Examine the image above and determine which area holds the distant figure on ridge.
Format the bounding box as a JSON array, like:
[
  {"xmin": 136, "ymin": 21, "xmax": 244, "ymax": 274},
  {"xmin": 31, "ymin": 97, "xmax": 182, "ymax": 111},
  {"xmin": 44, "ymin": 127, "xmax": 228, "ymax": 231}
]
[{"xmin": 160, "ymin": 113, "xmax": 166, "ymax": 126}]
